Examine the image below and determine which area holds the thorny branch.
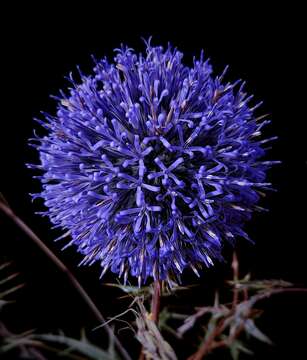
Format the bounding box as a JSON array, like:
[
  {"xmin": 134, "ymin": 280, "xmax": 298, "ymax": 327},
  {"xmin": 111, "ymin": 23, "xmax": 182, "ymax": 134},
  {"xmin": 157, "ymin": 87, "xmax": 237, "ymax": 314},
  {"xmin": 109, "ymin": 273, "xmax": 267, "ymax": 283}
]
[{"xmin": 185, "ymin": 254, "xmax": 307, "ymax": 360}]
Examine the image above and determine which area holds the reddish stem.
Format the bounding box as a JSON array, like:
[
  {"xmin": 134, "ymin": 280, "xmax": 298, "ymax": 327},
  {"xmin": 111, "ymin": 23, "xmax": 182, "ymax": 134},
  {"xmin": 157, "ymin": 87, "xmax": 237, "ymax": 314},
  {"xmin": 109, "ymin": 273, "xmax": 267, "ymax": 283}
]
[
  {"xmin": 151, "ymin": 280, "xmax": 162, "ymax": 323},
  {"xmin": 138, "ymin": 280, "xmax": 162, "ymax": 360}
]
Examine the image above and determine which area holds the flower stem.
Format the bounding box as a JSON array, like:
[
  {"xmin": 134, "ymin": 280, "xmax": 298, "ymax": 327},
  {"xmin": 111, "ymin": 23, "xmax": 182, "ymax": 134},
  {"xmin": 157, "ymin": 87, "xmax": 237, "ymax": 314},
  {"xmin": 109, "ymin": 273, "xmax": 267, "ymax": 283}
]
[
  {"xmin": 138, "ymin": 279, "xmax": 162, "ymax": 360},
  {"xmin": 151, "ymin": 280, "xmax": 162, "ymax": 323},
  {"xmin": 0, "ymin": 196, "xmax": 132, "ymax": 360}
]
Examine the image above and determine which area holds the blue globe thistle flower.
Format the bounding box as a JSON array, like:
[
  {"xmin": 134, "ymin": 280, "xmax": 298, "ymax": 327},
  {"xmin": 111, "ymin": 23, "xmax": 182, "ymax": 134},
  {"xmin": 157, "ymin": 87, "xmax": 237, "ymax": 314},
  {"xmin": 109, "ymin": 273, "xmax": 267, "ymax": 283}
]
[{"xmin": 29, "ymin": 40, "xmax": 277, "ymax": 286}]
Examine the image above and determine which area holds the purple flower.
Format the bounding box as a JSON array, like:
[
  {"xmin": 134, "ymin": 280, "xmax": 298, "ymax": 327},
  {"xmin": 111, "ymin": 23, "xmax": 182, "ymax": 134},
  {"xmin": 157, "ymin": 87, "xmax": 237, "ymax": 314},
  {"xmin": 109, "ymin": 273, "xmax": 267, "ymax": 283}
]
[{"xmin": 29, "ymin": 39, "xmax": 277, "ymax": 285}]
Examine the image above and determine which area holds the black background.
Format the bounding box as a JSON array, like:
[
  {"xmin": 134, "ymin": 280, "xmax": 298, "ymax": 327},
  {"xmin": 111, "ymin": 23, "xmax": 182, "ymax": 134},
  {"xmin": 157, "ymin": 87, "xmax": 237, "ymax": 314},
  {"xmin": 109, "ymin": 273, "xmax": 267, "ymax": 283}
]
[{"xmin": 1, "ymin": 2, "xmax": 306, "ymax": 359}]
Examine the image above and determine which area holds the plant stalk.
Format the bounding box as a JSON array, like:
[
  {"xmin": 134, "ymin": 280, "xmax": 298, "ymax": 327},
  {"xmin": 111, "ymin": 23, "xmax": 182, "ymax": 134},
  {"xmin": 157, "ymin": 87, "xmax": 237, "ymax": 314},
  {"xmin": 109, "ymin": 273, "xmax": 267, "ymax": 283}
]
[{"xmin": 138, "ymin": 279, "xmax": 162, "ymax": 360}]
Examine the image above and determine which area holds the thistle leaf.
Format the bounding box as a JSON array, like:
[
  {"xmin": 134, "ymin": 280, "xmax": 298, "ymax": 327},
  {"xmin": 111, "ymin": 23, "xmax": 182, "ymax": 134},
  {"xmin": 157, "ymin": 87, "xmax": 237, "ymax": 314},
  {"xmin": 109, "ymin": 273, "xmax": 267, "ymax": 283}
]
[
  {"xmin": 229, "ymin": 278, "xmax": 293, "ymax": 292},
  {"xmin": 34, "ymin": 333, "xmax": 117, "ymax": 360},
  {"xmin": 230, "ymin": 339, "xmax": 253, "ymax": 360},
  {"xmin": 244, "ymin": 319, "xmax": 272, "ymax": 345},
  {"xmin": 104, "ymin": 282, "xmax": 150, "ymax": 297}
]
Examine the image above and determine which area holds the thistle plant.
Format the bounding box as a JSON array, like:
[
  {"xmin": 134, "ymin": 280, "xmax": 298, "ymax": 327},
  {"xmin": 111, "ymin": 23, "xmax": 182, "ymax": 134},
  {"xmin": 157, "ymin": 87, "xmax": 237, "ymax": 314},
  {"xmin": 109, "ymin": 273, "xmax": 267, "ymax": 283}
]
[
  {"xmin": 28, "ymin": 40, "xmax": 276, "ymax": 286},
  {"xmin": 2, "ymin": 39, "xmax": 303, "ymax": 360}
]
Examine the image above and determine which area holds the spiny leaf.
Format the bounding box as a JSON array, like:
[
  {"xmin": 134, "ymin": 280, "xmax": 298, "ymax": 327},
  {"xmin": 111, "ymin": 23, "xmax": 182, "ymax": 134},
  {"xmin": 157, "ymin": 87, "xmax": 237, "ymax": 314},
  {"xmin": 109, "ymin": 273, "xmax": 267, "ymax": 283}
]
[
  {"xmin": 230, "ymin": 339, "xmax": 253, "ymax": 360},
  {"xmin": 34, "ymin": 333, "xmax": 117, "ymax": 360},
  {"xmin": 0, "ymin": 261, "xmax": 23, "ymax": 302},
  {"xmin": 162, "ymin": 284, "xmax": 198, "ymax": 297},
  {"xmin": 135, "ymin": 300, "xmax": 177, "ymax": 360},
  {"xmin": 104, "ymin": 282, "xmax": 150, "ymax": 297},
  {"xmin": 229, "ymin": 278, "xmax": 293, "ymax": 292},
  {"xmin": 0, "ymin": 299, "xmax": 9, "ymax": 310},
  {"xmin": 0, "ymin": 283, "xmax": 25, "ymax": 299},
  {"xmin": 177, "ymin": 303, "xmax": 229, "ymax": 336},
  {"xmin": 244, "ymin": 319, "xmax": 273, "ymax": 345},
  {"xmin": 0, "ymin": 329, "xmax": 36, "ymax": 353},
  {"xmin": 0, "ymin": 272, "xmax": 20, "ymax": 287},
  {"xmin": 230, "ymin": 343, "xmax": 239, "ymax": 360},
  {"xmin": 0, "ymin": 337, "xmax": 35, "ymax": 353},
  {"xmin": 0, "ymin": 262, "xmax": 12, "ymax": 272}
]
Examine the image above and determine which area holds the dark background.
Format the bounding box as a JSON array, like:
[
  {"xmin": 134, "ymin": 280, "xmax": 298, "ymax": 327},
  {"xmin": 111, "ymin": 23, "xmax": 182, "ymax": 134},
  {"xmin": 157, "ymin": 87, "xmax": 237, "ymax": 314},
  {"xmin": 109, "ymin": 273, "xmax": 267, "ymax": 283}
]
[{"xmin": 1, "ymin": 3, "xmax": 306, "ymax": 359}]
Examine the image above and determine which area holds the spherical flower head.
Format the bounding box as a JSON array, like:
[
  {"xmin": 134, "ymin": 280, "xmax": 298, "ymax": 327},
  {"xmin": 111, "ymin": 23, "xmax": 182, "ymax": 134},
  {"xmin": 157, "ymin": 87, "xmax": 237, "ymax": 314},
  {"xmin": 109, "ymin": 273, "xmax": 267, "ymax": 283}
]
[{"xmin": 29, "ymin": 40, "xmax": 276, "ymax": 286}]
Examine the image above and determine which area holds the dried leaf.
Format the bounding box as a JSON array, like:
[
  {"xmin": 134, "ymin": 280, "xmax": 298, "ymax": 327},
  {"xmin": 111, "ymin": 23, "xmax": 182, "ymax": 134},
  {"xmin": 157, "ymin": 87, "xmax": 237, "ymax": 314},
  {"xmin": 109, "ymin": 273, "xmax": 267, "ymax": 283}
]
[{"xmin": 135, "ymin": 301, "xmax": 177, "ymax": 360}]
